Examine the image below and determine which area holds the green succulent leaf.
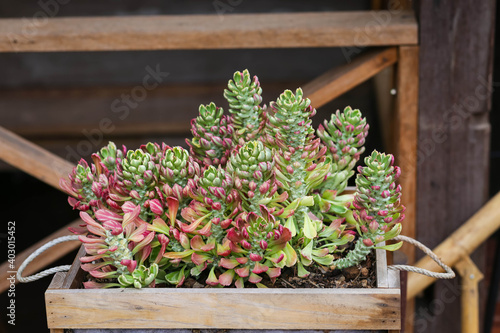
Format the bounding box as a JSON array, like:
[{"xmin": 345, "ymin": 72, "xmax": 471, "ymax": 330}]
[{"xmin": 374, "ymin": 241, "xmax": 403, "ymax": 251}]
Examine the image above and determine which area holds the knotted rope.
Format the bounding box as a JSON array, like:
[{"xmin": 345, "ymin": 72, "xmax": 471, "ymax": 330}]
[{"xmin": 388, "ymin": 235, "xmax": 455, "ymax": 279}]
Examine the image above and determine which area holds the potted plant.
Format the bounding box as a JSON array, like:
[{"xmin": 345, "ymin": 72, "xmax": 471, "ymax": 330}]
[{"xmin": 47, "ymin": 69, "xmax": 403, "ymax": 331}]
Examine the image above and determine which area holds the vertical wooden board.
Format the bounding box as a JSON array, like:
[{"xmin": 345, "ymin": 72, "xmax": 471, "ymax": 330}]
[
  {"xmin": 394, "ymin": 45, "xmax": 419, "ymax": 265},
  {"xmin": 394, "ymin": 45, "xmax": 418, "ymax": 333},
  {"xmin": 416, "ymin": 0, "xmax": 495, "ymax": 332}
]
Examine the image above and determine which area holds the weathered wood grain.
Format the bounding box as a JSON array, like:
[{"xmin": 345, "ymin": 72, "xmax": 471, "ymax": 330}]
[
  {"xmin": 416, "ymin": 0, "xmax": 495, "ymax": 332},
  {"xmin": 376, "ymin": 244, "xmax": 389, "ymax": 288},
  {"xmin": 392, "ymin": 46, "xmax": 418, "ymax": 333},
  {"xmin": 0, "ymin": 126, "xmax": 74, "ymax": 189},
  {"xmin": 394, "ymin": 46, "xmax": 418, "ymax": 265},
  {"xmin": 0, "ymin": 11, "xmax": 417, "ymax": 52},
  {"xmin": 0, "ymin": 83, "xmax": 291, "ymax": 138},
  {"xmin": 46, "ymin": 288, "xmax": 400, "ymax": 330},
  {"xmin": 303, "ymin": 47, "xmax": 398, "ymax": 108},
  {"xmin": 71, "ymin": 328, "xmax": 388, "ymax": 333},
  {"xmin": 62, "ymin": 245, "xmax": 87, "ymax": 290},
  {"xmin": 47, "ymin": 272, "xmax": 66, "ymax": 290},
  {"xmin": 455, "ymin": 256, "xmax": 484, "ymax": 333},
  {"xmin": 0, "ymin": 219, "xmax": 81, "ymax": 293}
]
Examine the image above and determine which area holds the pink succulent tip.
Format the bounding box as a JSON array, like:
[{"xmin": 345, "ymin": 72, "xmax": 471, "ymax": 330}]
[
  {"xmin": 249, "ymin": 253, "xmax": 263, "ymax": 262},
  {"xmin": 363, "ymin": 238, "xmax": 374, "ymax": 247}
]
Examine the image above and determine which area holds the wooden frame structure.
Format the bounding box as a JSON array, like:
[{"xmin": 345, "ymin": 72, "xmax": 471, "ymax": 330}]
[{"xmin": 0, "ymin": 9, "xmax": 419, "ymax": 332}]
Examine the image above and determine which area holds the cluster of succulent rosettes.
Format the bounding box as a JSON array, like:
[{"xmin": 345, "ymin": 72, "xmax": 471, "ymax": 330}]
[
  {"xmin": 224, "ymin": 69, "xmax": 266, "ymax": 143},
  {"xmin": 317, "ymin": 106, "xmax": 369, "ymax": 194},
  {"xmin": 332, "ymin": 151, "xmax": 405, "ymax": 270},
  {"xmin": 186, "ymin": 103, "xmax": 234, "ymax": 167}
]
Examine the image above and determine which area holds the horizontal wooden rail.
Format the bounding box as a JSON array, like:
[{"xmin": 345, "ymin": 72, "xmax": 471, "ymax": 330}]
[
  {"xmin": 303, "ymin": 47, "xmax": 398, "ymax": 108},
  {"xmin": 0, "ymin": 219, "xmax": 81, "ymax": 294},
  {"xmin": 0, "ymin": 11, "xmax": 418, "ymax": 52},
  {"xmin": 407, "ymin": 191, "xmax": 500, "ymax": 299},
  {"xmin": 0, "ymin": 126, "xmax": 73, "ymax": 189}
]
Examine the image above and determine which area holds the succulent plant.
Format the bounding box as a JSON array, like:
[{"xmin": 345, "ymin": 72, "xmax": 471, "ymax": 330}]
[
  {"xmin": 78, "ymin": 205, "xmax": 156, "ymax": 287},
  {"xmin": 317, "ymin": 106, "xmax": 369, "ymax": 194},
  {"xmin": 97, "ymin": 141, "xmax": 126, "ymax": 172},
  {"xmin": 186, "ymin": 102, "xmax": 234, "ymax": 167},
  {"xmin": 226, "ymin": 141, "xmax": 284, "ymax": 214},
  {"xmin": 224, "ymin": 69, "xmax": 266, "ymax": 143},
  {"xmin": 60, "ymin": 159, "xmax": 105, "ymax": 212},
  {"xmin": 181, "ymin": 165, "xmax": 238, "ymax": 243},
  {"xmin": 263, "ymin": 89, "xmax": 329, "ymax": 233},
  {"xmin": 159, "ymin": 146, "xmax": 200, "ymax": 207},
  {"xmin": 229, "ymin": 208, "xmax": 290, "ymax": 285},
  {"xmin": 62, "ymin": 69, "xmax": 406, "ymax": 290},
  {"xmin": 332, "ymin": 151, "xmax": 405, "ymax": 269}
]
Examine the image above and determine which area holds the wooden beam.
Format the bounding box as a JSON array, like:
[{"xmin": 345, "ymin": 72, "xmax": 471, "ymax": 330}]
[
  {"xmin": 303, "ymin": 47, "xmax": 398, "ymax": 108},
  {"xmin": 408, "ymin": 191, "xmax": 500, "ymax": 299},
  {"xmin": 0, "ymin": 82, "xmax": 295, "ymax": 139},
  {"xmin": 0, "ymin": 126, "xmax": 74, "ymax": 189},
  {"xmin": 0, "ymin": 11, "xmax": 418, "ymax": 52},
  {"xmin": 0, "ymin": 219, "xmax": 81, "ymax": 294}
]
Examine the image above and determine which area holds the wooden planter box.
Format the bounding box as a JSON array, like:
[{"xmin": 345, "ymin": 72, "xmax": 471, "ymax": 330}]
[{"xmin": 45, "ymin": 245, "xmax": 401, "ymax": 333}]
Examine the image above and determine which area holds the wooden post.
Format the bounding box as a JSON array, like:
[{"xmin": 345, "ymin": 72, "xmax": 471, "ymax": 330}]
[
  {"xmin": 394, "ymin": 45, "xmax": 419, "ymax": 333},
  {"xmin": 416, "ymin": 0, "xmax": 495, "ymax": 331},
  {"xmin": 455, "ymin": 256, "xmax": 484, "ymax": 333}
]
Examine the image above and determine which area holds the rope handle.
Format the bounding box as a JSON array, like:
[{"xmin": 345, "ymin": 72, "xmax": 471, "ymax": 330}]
[
  {"xmin": 17, "ymin": 234, "xmax": 455, "ymax": 283},
  {"xmin": 16, "ymin": 235, "xmax": 80, "ymax": 283},
  {"xmin": 388, "ymin": 235, "xmax": 456, "ymax": 279}
]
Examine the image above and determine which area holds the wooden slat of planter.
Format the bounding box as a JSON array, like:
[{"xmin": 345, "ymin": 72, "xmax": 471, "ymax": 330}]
[
  {"xmin": 303, "ymin": 47, "xmax": 398, "ymax": 108},
  {"xmin": 0, "ymin": 126, "xmax": 73, "ymax": 189},
  {"xmin": 0, "ymin": 11, "xmax": 418, "ymax": 52},
  {"xmin": 376, "ymin": 246, "xmax": 389, "ymax": 288},
  {"xmin": 46, "ymin": 245, "xmax": 400, "ymax": 331},
  {"xmin": 46, "ymin": 287, "xmax": 400, "ymax": 330},
  {"xmin": 0, "ymin": 219, "xmax": 81, "ymax": 294}
]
